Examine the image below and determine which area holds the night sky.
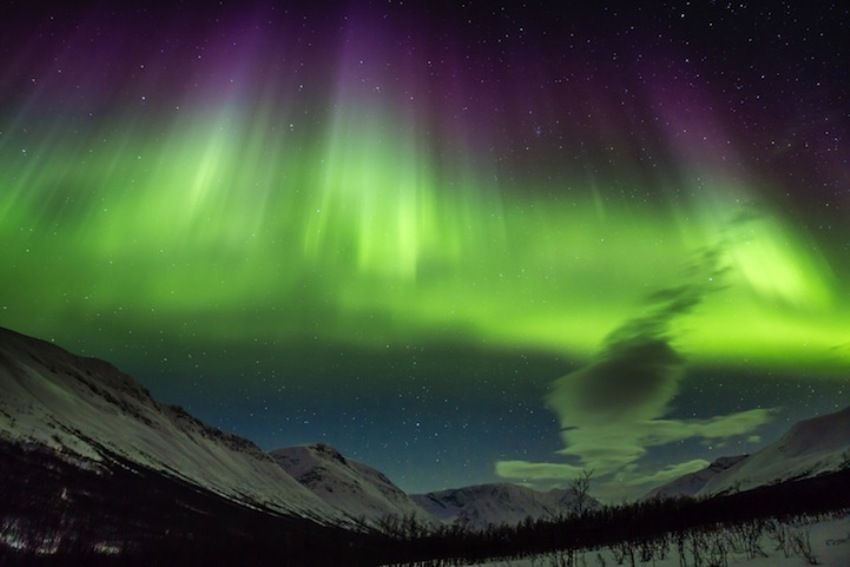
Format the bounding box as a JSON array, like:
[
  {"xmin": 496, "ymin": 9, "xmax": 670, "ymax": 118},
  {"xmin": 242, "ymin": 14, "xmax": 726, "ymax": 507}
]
[{"xmin": 0, "ymin": 1, "xmax": 848, "ymax": 501}]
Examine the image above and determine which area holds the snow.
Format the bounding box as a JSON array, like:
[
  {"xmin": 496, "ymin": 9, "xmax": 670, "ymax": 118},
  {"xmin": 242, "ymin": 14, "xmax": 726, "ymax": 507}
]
[
  {"xmin": 473, "ymin": 512, "xmax": 850, "ymax": 566},
  {"xmin": 646, "ymin": 455, "xmax": 748, "ymax": 499},
  {"xmin": 272, "ymin": 443, "xmax": 434, "ymax": 525},
  {"xmin": 412, "ymin": 483, "xmax": 595, "ymax": 531},
  {"xmin": 644, "ymin": 408, "xmax": 850, "ymax": 501},
  {"xmin": 0, "ymin": 328, "xmax": 345, "ymax": 526},
  {"xmin": 0, "ymin": 519, "xmax": 61, "ymax": 556},
  {"xmin": 92, "ymin": 542, "xmax": 122, "ymax": 555},
  {"xmin": 698, "ymin": 407, "xmax": 850, "ymax": 497}
]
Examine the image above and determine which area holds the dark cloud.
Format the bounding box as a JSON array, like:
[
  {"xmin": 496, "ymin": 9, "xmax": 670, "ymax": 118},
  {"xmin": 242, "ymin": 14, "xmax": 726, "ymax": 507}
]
[
  {"xmin": 551, "ymin": 338, "xmax": 683, "ymax": 424},
  {"xmin": 497, "ymin": 222, "xmax": 776, "ymax": 497},
  {"xmin": 549, "ymin": 241, "xmax": 727, "ymax": 427}
]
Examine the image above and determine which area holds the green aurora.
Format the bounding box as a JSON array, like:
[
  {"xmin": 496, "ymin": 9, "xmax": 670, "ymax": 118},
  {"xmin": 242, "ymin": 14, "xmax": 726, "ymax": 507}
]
[{"xmin": 1, "ymin": 103, "xmax": 847, "ymax": 376}]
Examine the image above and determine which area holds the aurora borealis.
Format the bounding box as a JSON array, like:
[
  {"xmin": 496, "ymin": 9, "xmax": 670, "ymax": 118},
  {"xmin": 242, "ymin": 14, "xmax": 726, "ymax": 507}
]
[{"xmin": 1, "ymin": 2, "xmax": 848, "ymax": 499}]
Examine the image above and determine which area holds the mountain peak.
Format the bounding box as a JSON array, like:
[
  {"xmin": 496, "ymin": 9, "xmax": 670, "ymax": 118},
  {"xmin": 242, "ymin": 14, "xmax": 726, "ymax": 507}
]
[
  {"xmin": 272, "ymin": 444, "xmax": 433, "ymax": 526},
  {"xmin": 307, "ymin": 442, "xmax": 349, "ymax": 465}
]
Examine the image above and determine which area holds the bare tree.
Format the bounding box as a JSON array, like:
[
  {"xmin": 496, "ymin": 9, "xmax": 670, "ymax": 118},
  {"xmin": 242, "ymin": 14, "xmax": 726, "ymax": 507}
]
[
  {"xmin": 570, "ymin": 469, "xmax": 594, "ymax": 516},
  {"xmin": 790, "ymin": 529, "xmax": 819, "ymax": 565}
]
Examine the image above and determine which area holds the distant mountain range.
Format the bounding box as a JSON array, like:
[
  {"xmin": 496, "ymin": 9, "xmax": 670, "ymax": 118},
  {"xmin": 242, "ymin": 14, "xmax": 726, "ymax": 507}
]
[
  {"xmin": 271, "ymin": 442, "xmax": 599, "ymax": 530},
  {"xmin": 412, "ymin": 483, "xmax": 597, "ymax": 530},
  {"xmin": 2, "ymin": 324, "xmax": 849, "ymax": 558},
  {"xmin": 0, "ymin": 326, "xmax": 596, "ymax": 540}
]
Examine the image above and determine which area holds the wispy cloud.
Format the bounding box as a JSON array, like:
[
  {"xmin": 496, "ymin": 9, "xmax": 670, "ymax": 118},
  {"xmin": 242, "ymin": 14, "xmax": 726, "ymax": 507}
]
[
  {"xmin": 495, "ymin": 460, "xmax": 585, "ymax": 481},
  {"xmin": 496, "ymin": 230, "xmax": 776, "ymax": 499}
]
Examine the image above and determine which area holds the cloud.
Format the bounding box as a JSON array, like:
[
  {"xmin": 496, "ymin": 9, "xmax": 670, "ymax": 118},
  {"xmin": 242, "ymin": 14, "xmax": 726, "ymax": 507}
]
[
  {"xmin": 634, "ymin": 408, "xmax": 776, "ymax": 445},
  {"xmin": 496, "ymin": 407, "xmax": 774, "ymax": 499},
  {"xmin": 586, "ymin": 458, "xmax": 714, "ymax": 502},
  {"xmin": 553, "ymin": 408, "xmax": 774, "ymax": 473},
  {"xmin": 495, "ymin": 231, "xmax": 776, "ymax": 500},
  {"xmin": 495, "ymin": 460, "xmax": 585, "ymax": 482},
  {"xmin": 617, "ymin": 458, "xmax": 710, "ymax": 487},
  {"xmin": 547, "ymin": 338, "xmax": 684, "ymax": 426},
  {"xmin": 542, "ymin": 244, "xmax": 745, "ymax": 476},
  {"xmin": 546, "ymin": 247, "xmax": 728, "ymax": 435}
]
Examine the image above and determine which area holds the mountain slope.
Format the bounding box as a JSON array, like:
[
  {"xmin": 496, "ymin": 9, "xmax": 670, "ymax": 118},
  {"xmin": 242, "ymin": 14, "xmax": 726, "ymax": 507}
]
[
  {"xmin": 0, "ymin": 326, "xmax": 343, "ymax": 525},
  {"xmin": 272, "ymin": 443, "xmax": 434, "ymax": 525},
  {"xmin": 0, "ymin": 438, "xmax": 386, "ymax": 563},
  {"xmin": 412, "ymin": 483, "xmax": 598, "ymax": 530},
  {"xmin": 645, "ymin": 455, "xmax": 748, "ymax": 500},
  {"xmin": 698, "ymin": 406, "xmax": 850, "ymax": 497}
]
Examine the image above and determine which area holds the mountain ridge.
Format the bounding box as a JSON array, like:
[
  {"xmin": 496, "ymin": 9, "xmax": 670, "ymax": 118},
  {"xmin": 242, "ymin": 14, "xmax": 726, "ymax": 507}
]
[
  {"xmin": 645, "ymin": 405, "xmax": 850, "ymax": 500},
  {"xmin": 0, "ymin": 326, "xmax": 344, "ymax": 525},
  {"xmin": 412, "ymin": 482, "xmax": 599, "ymax": 530}
]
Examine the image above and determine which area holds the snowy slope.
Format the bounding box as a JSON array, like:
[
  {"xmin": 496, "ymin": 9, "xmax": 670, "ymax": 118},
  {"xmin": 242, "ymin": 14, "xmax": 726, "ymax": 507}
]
[
  {"xmin": 475, "ymin": 513, "xmax": 850, "ymax": 566},
  {"xmin": 0, "ymin": 327, "xmax": 344, "ymax": 525},
  {"xmin": 645, "ymin": 455, "xmax": 748, "ymax": 500},
  {"xmin": 412, "ymin": 483, "xmax": 598, "ymax": 530},
  {"xmin": 698, "ymin": 406, "xmax": 850, "ymax": 497},
  {"xmin": 272, "ymin": 443, "xmax": 434, "ymax": 525}
]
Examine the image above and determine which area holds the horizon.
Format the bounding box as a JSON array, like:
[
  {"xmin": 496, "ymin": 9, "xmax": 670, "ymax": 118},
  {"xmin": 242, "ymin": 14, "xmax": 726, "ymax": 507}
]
[{"xmin": 4, "ymin": 316, "xmax": 848, "ymax": 504}]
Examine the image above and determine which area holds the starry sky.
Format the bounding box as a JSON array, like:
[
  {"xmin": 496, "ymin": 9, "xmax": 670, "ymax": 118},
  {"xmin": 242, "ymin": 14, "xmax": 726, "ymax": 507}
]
[{"xmin": 0, "ymin": 1, "xmax": 848, "ymax": 501}]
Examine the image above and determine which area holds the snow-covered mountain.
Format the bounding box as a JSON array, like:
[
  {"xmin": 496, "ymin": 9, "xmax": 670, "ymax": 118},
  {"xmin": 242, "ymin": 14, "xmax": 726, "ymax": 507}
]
[
  {"xmin": 272, "ymin": 443, "xmax": 434, "ymax": 525},
  {"xmin": 0, "ymin": 327, "xmax": 344, "ymax": 525},
  {"xmin": 645, "ymin": 455, "xmax": 748, "ymax": 500},
  {"xmin": 696, "ymin": 406, "xmax": 850, "ymax": 497},
  {"xmin": 412, "ymin": 483, "xmax": 598, "ymax": 530},
  {"xmin": 645, "ymin": 407, "xmax": 850, "ymax": 501}
]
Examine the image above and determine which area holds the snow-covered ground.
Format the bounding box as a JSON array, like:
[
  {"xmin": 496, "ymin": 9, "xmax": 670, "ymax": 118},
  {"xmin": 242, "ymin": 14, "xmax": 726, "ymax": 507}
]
[{"xmin": 472, "ymin": 512, "xmax": 850, "ymax": 566}]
